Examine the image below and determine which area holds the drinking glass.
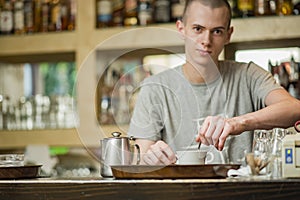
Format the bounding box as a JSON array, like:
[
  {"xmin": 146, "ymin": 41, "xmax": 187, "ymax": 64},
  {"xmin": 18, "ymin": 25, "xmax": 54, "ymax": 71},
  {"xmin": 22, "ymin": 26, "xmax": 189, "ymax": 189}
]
[
  {"xmin": 269, "ymin": 128, "xmax": 286, "ymax": 178},
  {"xmin": 253, "ymin": 130, "xmax": 273, "ymax": 176}
]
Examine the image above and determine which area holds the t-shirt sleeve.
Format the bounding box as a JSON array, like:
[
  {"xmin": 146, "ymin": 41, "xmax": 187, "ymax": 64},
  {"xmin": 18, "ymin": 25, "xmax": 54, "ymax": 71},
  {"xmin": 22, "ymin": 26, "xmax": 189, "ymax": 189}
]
[
  {"xmin": 246, "ymin": 62, "xmax": 282, "ymax": 109},
  {"xmin": 127, "ymin": 80, "xmax": 164, "ymax": 141}
]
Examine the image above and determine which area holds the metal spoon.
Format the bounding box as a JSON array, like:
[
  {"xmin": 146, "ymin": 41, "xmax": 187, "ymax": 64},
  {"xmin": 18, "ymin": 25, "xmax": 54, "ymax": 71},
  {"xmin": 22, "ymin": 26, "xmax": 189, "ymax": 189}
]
[{"xmin": 197, "ymin": 141, "xmax": 201, "ymax": 150}]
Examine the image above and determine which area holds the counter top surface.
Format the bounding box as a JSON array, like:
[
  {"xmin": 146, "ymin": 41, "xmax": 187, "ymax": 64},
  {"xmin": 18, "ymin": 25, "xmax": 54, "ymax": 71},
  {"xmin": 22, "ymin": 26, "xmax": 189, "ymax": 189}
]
[
  {"xmin": 0, "ymin": 176, "xmax": 300, "ymax": 183},
  {"xmin": 1, "ymin": 177, "xmax": 300, "ymax": 200}
]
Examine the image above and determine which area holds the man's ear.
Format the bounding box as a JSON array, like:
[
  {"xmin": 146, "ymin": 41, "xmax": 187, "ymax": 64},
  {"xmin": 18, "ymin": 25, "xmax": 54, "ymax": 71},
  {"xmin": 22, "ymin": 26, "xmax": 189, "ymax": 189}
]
[
  {"xmin": 176, "ymin": 20, "xmax": 185, "ymax": 40},
  {"xmin": 225, "ymin": 26, "xmax": 234, "ymax": 45}
]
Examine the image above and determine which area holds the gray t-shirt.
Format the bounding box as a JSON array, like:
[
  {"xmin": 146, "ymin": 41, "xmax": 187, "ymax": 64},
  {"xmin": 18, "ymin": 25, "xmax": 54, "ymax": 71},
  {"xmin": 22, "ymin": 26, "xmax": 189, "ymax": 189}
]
[{"xmin": 128, "ymin": 60, "xmax": 282, "ymax": 164}]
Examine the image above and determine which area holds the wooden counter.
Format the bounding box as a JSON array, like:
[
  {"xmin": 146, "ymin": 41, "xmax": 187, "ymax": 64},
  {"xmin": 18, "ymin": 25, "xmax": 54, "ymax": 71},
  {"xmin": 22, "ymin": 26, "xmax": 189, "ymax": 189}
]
[{"xmin": 0, "ymin": 178, "xmax": 300, "ymax": 200}]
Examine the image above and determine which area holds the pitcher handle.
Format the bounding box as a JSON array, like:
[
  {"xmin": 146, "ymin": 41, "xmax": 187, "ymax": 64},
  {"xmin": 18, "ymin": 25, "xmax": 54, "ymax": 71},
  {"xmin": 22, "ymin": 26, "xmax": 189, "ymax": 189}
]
[{"xmin": 134, "ymin": 144, "xmax": 141, "ymax": 165}]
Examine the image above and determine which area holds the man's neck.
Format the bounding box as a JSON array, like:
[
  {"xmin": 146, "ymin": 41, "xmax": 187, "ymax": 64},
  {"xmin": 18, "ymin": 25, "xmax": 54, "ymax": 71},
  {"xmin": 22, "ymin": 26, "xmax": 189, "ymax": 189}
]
[{"xmin": 183, "ymin": 61, "xmax": 221, "ymax": 84}]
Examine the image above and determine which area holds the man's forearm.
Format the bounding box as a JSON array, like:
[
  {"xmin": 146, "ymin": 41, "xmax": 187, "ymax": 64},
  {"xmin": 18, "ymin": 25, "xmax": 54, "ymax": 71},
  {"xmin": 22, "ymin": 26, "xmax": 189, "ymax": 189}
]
[{"xmin": 236, "ymin": 98, "xmax": 300, "ymax": 133}]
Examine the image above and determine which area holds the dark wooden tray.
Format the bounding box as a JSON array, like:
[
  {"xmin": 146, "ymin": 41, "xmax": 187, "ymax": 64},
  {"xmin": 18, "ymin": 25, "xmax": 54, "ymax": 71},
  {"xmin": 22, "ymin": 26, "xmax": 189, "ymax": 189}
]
[
  {"xmin": 111, "ymin": 164, "xmax": 240, "ymax": 179},
  {"xmin": 0, "ymin": 165, "xmax": 42, "ymax": 179}
]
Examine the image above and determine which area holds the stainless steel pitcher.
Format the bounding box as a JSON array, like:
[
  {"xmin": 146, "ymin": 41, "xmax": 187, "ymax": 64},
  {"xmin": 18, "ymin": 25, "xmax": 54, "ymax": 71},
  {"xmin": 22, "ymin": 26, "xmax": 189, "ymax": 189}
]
[{"xmin": 100, "ymin": 132, "xmax": 140, "ymax": 177}]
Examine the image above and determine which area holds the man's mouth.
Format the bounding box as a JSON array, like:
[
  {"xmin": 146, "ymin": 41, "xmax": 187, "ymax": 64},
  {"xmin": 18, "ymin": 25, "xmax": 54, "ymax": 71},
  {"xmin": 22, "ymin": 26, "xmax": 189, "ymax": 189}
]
[{"xmin": 196, "ymin": 49, "xmax": 212, "ymax": 56}]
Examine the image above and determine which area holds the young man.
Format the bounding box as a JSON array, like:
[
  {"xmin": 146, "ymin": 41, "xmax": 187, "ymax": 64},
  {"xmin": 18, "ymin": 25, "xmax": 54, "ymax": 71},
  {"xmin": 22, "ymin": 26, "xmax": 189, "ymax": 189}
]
[{"xmin": 128, "ymin": 0, "xmax": 300, "ymax": 165}]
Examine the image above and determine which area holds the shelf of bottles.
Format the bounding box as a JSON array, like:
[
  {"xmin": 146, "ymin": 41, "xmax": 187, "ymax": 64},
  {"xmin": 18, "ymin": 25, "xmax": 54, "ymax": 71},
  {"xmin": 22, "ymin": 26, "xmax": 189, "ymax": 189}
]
[
  {"xmin": 95, "ymin": 0, "xmax": 300, "ymax": 29},
  {"xmin": 269, "ymin": 56, "xmax": 300, "ymax": 99},
  {"xmin": 97, "ymin": 56, "xmax": 150, "ymax": 126},
  {"xmin": 0, "ymin": 0, "xmax": 76, "ymax": 36}
]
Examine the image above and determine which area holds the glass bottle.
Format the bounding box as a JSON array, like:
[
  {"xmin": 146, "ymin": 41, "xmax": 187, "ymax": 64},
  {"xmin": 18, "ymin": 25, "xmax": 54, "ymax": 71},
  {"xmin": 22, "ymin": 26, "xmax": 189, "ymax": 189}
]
[
  {"xmin": 24, "ymin": 0, "xmax": 35, "ymax": 33},
  {"xmin": 228, "ymin": 0, "xmax": 241, "ymax": 18},
  {"xmin": 0, "ymin": 0, "xmax": 14, "ymax": 35},
  {"xmin": 237, "ymin": 0, "xmax": 255, "ymax": 17},
  {"xmin": 97, "ymin": 0, "xmax": 113, "ymax": 28},
  {"xmin": 14, "ymin": 0, "xmax": 26, "ymax": 35},
  {"xmin": 34, "ymin": 0, "xmax": 41, "ymax": 33},
  {"xmin": 138, "ymin": 0, "xmax": 153, "ymax": 26},
  {"xmin": 294, "ymin": 0, "xmax": 300, "ymax": 15},
  {"xmin": 123, "ymin": 0, "xmax": 138, "ymax": 26},
  {"xmin": 154, "ymin": 0, "xmax": 171, "ymax": 23},
  {"xmin": 60, "ymin": 0, "xmax": 68, "ymax": 30},
  {"xmin": 277, "ymin": 0, "xmax": 293, "ymax": 15},
  {"xmin": 49, "ymin": 0, "xmax": 62, "ymax": 31},
  {"xmin": 40, "ymin": 0, "xmax": 49, "ymax": 32},
  {"xmin": 67, "ymin": 0, "xmax": 76, "ymax": 31},
  {"xmin": 255, "ymin": 0, "xmax": 272, "ymax": 16},
  {"xmin": 112, "ymin": 0, "xmax": 124, "ymax": 27},
  {"xmin": 170, "ymin": 0, "xmax": 185, "ymax": 21},
  {"xmin": 290, "ymin": 56, "xmax": 299, "ymax": 82},
  {"xmin": 269, "ymin": 0, "xmax": 277, "ymax": 15}
]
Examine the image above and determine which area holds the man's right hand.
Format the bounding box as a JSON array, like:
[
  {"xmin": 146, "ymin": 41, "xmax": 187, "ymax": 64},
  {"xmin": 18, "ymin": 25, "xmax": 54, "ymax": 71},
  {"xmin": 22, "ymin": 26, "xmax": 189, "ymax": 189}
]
[{"xmin": 135, "ymin": 139, "xmax": 176, "ymax": 165}]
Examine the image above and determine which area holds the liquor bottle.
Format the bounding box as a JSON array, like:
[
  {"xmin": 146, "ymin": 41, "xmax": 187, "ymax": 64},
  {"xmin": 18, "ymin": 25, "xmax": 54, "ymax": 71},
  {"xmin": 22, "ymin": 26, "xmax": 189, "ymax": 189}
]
[
  {"xmin": 170, "ymin": 0, "xmax": 185, "ymax": 21},
  {"xmin": 237, "ymin": 0, "xmax": 255, "ymax": 17},
  {"xmin": 123, "ymin": 0, "xmax": 138, "ymax": 26},
  {"xmin": 40, "ymin": 0, "xmax": 49, "ymax": 32},
  {"xmin": 294, "ymin": 0, "xmax": 300, "ymax": 15},
  {"xmin": 97, "ymin": 0, "xmax": 113, "ymax": 28},
  {"xmin": 0, "ymin": 0, "xmax": 13, "ymax": 35},
  {"xmin": 290, "ymin": 56, "xmax": 299, "ymax": 82},
  {"xmin": 269, "ymin": 0, "xmax": 277, "ymax": 15},
  {"xmin": 49, "ymin": 0, "xmax": 62, "ymax": 31},
  {"xmin": 254, "ymin": 0, "xmax": 271, "ymax": 16},
  {"xmin": 112, "ymin": 0, "xmax": 124, "ymax": 27},
  {"xmin": 14, "ymin": 0, "xmax": 25, "ymax": 34},
  {"xmin": 277, "ymin": 0, "xmax": 293, "ymax": 15},
  {"xmin": 99, "ymin": 72, "xmax": 114, "ymax": 125},
  {"xmin": 60, "ymin": 0, "xmax": 68, "ymax": 30},
  {"xmin": 154, "ymin": 0, "xmax": 171, "ymax": 23},
  {"xmin": 34, "ymin": 0, "xmax": 41, "ymax": 32},
  {"xmin": 138, "ymin": 0, "xmax": 153, "ymax": 25},
  {"xmin": 24, "ymin": 0, "xmax": 34, "ymax": 33},
  {"xmin": 228, "ymin": 0, "xmax": 241, "ymax": 18},
  {"xmin": 67, "ymin": 0, "xmax": 76, "ymax": 30}
]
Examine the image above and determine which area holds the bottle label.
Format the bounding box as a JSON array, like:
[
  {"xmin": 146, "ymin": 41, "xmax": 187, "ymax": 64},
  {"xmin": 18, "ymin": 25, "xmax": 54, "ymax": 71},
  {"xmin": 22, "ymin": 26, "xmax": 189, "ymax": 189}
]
[
  {"xmin": 138, "ymin": 10, "xmax": 151, "ymax": 25},
  {"xmin": 24, "ymin": 3, "xmax": 34, "ymax": 28},
  {"xmin": 238, "ymin": 0, "xmax": 254, "ymax": 10},
  {"xmin": 98, "ymin": 14, "xmax": 112, "ymax": 22},
  {"xmin": 61, "ymin": 5, "xmax": 68, "ymax": 17},
  {"xmin": 0, "ymin": 11, "xmax": 13, "ymax": 32},
  {"xmin": 155, "ymin": 0, "xmax": 170, "ymax": 22},
  {"xmin": 98, "ymin": 1, "xmax": 113, "ymax": 15},
  {"xmin": 14, "ymin": 11, "xmax": 25, "ymax": 30},
  {"xmin": 51, "ymin": 5, "xmax": 61, "ymax": 24},
  {"xmin": 171, "ymin": 3, "xmax": 184, "ymax": 19}
]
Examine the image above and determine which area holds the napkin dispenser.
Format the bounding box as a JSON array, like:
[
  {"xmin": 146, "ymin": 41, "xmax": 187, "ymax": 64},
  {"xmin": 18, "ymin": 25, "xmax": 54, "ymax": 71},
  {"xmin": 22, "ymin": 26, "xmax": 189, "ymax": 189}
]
[{"xmin": 282, "ymin": 134, "xmax": 300, "ymax": 178}]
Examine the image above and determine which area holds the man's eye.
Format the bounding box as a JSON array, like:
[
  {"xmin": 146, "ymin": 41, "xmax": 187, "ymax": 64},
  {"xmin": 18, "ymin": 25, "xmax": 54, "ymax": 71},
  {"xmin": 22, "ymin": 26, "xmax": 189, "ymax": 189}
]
[
  {"xmin": 193, "ymin": 26, "xmax": 202, "ymax": 32},
  {"xmin": 213, "ymin": 29, "xmax": 223, "ymax": 35}
]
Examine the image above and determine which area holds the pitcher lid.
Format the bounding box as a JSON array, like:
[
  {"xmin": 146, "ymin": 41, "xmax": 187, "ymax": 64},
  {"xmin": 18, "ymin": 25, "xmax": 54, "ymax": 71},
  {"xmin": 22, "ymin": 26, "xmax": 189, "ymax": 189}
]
[{"xmin": 111, "ymin": 132, "xmax": 122, "ymax": 138}]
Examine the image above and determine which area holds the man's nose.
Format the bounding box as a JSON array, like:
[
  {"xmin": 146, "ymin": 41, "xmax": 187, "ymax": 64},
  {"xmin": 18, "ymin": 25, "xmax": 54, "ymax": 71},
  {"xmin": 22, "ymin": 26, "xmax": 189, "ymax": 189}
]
[{"xmin": 197, "ymin": 30, "xmax": 211, "ymax": 46}]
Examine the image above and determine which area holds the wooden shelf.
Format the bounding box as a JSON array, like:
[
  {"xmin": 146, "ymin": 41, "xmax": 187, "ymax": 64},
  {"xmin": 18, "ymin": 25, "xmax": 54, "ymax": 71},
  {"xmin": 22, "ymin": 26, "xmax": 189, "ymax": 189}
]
[
  {"xmin": 0, "ymin": 124, "xmax": 129, "ymax": 148},
  {"xmin": 1, "ymin": 15, "xmax": 299, "ymax": 57},
  {"xmin": 0, "ymin": 129, "xmax": 81, "ymax": 149},
  {"xmin": 0, "ymin": 32, "xmax": 77, "ymax": 56}
]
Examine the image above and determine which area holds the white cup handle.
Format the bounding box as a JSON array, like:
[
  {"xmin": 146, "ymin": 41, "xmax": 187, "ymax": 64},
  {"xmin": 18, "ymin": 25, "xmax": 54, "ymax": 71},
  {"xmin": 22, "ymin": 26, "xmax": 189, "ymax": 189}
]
[{"xmin": 205, "ymin": 151, "xmax": 214, "ymax": 163}]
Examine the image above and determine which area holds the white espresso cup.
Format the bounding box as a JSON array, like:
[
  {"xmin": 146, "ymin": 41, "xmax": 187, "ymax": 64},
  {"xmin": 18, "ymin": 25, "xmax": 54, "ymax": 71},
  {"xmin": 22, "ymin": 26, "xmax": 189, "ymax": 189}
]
[{"xmin": 176, "ymin": 150, "xmax": 207, "ymax": 165}]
